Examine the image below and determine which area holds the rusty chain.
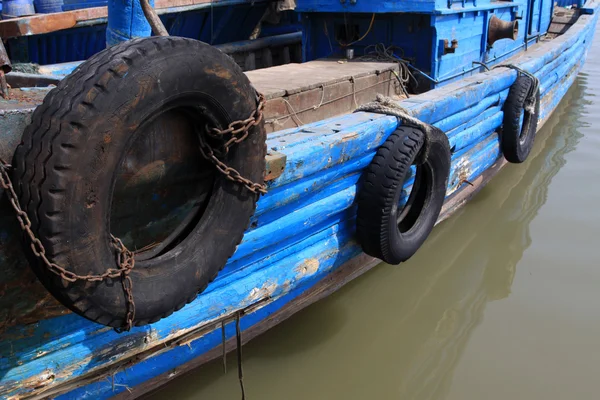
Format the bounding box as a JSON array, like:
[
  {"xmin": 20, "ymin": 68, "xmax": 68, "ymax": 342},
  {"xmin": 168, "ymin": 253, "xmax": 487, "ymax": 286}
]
[
  {"xmin": 0, "ymin": 92, "xmax": 267, "ymax": 332},
  {"xmin": 199, "ymin": 93, "xmax": 268, "ymax": 195},
  {"xmin": 0, "ymin": 159, "xmax": 137, "ymax": 331}
]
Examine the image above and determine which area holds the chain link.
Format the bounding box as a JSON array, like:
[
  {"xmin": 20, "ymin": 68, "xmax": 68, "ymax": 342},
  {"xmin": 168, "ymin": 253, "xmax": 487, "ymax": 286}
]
[
  {"xmin": 199, "ymin": 93, "xmax": 268, "ymax": 195},
  {"xmin": 0, "ymin": 92, "xmax": 267, "ymax": 331},
  {"xmin": 0, "ymin": 159, "xmax": 136, "ymax": 331}
]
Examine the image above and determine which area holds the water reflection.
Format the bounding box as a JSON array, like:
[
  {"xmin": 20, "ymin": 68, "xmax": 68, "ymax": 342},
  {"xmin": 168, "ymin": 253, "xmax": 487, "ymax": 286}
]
[{"xmin": 148, "ymin": 73, "xmax": 589, "ymax": 400}]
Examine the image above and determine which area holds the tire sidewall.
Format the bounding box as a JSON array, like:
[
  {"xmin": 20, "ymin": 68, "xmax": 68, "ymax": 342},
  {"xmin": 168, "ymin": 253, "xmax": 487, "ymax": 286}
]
[
  {"xmin": 502, "ymin": 75, "xmax": 540, "ymax": 163},
  {"xmin": 34, "ymin": 38, "xmax": 265, "ymax": 324},
  {"xmin": 388, "ymin": 128, "xmax": 450, "ymax": 263}
]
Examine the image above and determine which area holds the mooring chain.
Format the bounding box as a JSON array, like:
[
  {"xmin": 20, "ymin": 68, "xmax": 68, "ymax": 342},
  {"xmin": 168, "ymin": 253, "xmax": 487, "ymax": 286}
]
[
  {"xmin": 198, "ymin": 93, "xmax": 268, "ymax": 195},
  {"xmin": 0, "ymin": 159, "xmax": 137, "ymax": 331}
]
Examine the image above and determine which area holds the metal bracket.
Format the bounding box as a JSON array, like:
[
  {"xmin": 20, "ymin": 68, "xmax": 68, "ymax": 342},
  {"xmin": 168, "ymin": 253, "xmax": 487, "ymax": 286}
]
[
  {"xmin": 443, "ymin": 39, "xmax": 459, "ymax": 55},
  {"xmin": 265, "ymin": 150, "xmax": 287, "ymax": 181}
]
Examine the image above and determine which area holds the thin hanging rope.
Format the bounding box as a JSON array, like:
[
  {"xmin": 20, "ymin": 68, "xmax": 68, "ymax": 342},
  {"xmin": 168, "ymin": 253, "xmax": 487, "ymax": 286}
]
[
  {"xmin": 236, "ymin": 312, "xmax": 246, "ymax": 400},
  {"xmin": 221, "ymin": 321, "xmax": 227, "ymax": 374}
]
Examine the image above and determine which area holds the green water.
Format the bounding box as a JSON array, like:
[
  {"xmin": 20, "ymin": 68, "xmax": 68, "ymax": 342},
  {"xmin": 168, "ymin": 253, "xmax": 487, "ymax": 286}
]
[{"xmin": 148, "ymin": 30, "xmax": 600, "ymax": 400}]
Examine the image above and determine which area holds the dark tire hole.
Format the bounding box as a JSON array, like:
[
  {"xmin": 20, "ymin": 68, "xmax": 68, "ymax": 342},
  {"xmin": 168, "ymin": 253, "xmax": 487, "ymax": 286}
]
[
  {"xmin": 397, "ymin": 165, "xmax": 431, "ymax": 233},
  {"xmin": 110, "ymin": 107, "xmax": 215, "ymax": 258}
]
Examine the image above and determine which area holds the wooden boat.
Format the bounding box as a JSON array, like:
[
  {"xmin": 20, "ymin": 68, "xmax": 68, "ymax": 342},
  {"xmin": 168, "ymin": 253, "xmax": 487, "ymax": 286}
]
[{"xmin": 0, "ymin": 0, "xmax": 597, "ymax": 398}]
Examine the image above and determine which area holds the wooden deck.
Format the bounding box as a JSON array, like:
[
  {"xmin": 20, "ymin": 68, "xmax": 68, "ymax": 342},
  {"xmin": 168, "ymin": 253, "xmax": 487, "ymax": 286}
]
[
  {"xmin": 549, "ymin": 6, "xmax": 581, "ymax": 36},
  {"xmin": 249, "ymin": 60, "xmax": 402, "ymax": 133}
]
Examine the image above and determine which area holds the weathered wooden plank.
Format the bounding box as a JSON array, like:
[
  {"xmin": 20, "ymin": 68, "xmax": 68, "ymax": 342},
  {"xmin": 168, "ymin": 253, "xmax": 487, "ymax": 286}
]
[
  {"xmin": 549, "ymin": 23, "xmax": 572, "ymax": 35},
  {"xmin": 267, "ymin": 113, "xmax": 397, "ymax": 187},
  {"xmin": 254, "ymin": 154, "xmax": 371, "ymax": 221},
  {"xmin": 249, "ymin": 60, "xmax": 399, "ymax": 98},
  {"xmin": 445, "ymin": 103, "xmax": 504, "ymax": 139},
  {"xmin": 0, "ymin": 8, "xmax": 105, "ymax": 38},
  {"xmin": 263, "ymin": 69, "xmax": 400, "ymax": 133},
  {"xmin": 435, "ymin": 90, "xmax": 507, "ymax": 133},
  {"xmin": 449, "ymin": 112, "xmax": 503, "ymax": 153},
  {"xmin": 552, "ymin": 15, "xmax": 580, "ymax": 24},
  {"xmin": 541, "ymin": 47, "xmax": 586, "ymax": 96}
]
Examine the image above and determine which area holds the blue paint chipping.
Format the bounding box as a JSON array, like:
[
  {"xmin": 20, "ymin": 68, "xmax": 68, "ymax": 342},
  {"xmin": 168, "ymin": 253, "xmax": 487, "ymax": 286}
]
[{"xmin": 0, "ymin": 0, "xmax": 597, "ymax": 398}]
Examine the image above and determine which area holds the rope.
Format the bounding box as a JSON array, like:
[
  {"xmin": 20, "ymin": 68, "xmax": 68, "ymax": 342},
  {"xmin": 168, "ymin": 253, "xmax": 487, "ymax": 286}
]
[
  {"xmin": 265, "ymin": 78, "xmax": 396, "ymax": 125},
  {"xmin": 282, "ymin": 98, "xmax": 305, "ymax": 126},
  {"xmin": 221, "ymin": 321, "xmax": 227, "ymax": 374},
  {"xmin": 473, "ymin": 61, "xmax": 540, "ymax": 114},
  {"xmin": 358, "ymin": 43, "xmax": 417, "ymax": 98},
  {"xmin": 356, "ymin": 94, "xmax": 433, "ymax": 161},
  {"xmin": 314, "ymin": 85, "xmax": 325, "ymax": 110},
  {"xmin": 350, "ymin": 77, "xmax": 359, "ymax": 109},
  {"xmin": 355, "ymin": 94, "xmax": 430, "ymax": 134},
  {"xmin": 236, "ymin": 312, "xmax": 246, "ymax": 400}
]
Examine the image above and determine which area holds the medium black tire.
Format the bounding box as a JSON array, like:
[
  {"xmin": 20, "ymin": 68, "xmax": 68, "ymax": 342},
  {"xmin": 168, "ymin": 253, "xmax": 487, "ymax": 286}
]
[
  {"xmin": 12, "ymin": 37, "xmax": 266, "ymax": 328},
  {"xmin": 501, "ymin": 75, "xmax": 540, "ymax": 163},
  {"xmin": 357, "ymin": 125, "xmax": 451, "ymax": 265}
]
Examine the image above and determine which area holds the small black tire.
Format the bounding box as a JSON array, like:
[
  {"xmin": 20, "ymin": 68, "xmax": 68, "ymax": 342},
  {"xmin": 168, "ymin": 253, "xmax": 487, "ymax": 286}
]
[
  {"xmin": 357, "ymin": 125, "xmax": 451, "ymax": 265},
  {"xmin": 501, "ymin": 75, "xmax": 540, "ymax": 163},
  {"xmin": 12, "ymin": 37, "xmax": 266, "ymax": 328}
]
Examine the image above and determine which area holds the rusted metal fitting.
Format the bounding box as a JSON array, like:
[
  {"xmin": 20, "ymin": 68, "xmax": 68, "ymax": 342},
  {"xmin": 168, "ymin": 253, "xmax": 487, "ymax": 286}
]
[
  {"xmin": 443, "ymin": 39, "xmax": 459, "ymax": 55},
  {"xmin": 265, "ymin": 150, "xmax": 287, "ymax": 181},
  {"xmin": 488, "ymin": 15, "xmax": 519, "ymax": 46}
]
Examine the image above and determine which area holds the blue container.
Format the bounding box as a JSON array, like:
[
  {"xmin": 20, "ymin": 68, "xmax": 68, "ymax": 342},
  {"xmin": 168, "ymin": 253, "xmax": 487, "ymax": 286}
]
[
  {"xmin": 34, "ymin": 0, "xmax": 63, "ymax": 13},
  {"xmin": 1, "ymin": 0, "xmax": 35, "ymax": 18},
  {"xmin": 106, "ymin": 0, "xmax": 152, "ymax": 46}
]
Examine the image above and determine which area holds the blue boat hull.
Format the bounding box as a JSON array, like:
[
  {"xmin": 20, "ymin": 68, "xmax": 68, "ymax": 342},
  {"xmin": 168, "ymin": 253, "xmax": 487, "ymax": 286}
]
[{"xmin": 0, "ymin": 1, "xmax": 597, "ymax": 398}]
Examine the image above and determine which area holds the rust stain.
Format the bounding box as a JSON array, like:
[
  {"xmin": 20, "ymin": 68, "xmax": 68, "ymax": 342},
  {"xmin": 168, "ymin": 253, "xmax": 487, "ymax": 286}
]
[
  {"xmin": 448, "ymin": 157, "xmax": 472, "ymax": 195},
  {"xmin": 124, "ymin": 160, "xmax": 166, "ymax": 188},
  {"xmin": 111, "ymin": 63, "xmax": 129, "ymax": 77},
  {"xmin": 203, "ymin": 67, "xmax": 233, "ymax": 80}
]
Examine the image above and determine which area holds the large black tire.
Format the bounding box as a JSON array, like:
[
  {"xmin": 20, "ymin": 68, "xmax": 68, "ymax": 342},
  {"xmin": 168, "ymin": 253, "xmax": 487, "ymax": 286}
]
[
  {"xmin": 357, "ymin": 125, "xmax": 451, "ymax": 265},
  {"xmin": 501, "ymin": 75, "xmax": 540, "ymax": 163},
  {"xmin": 12, "ymin": 37, "xmax": 266, "ymax": 328}
]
